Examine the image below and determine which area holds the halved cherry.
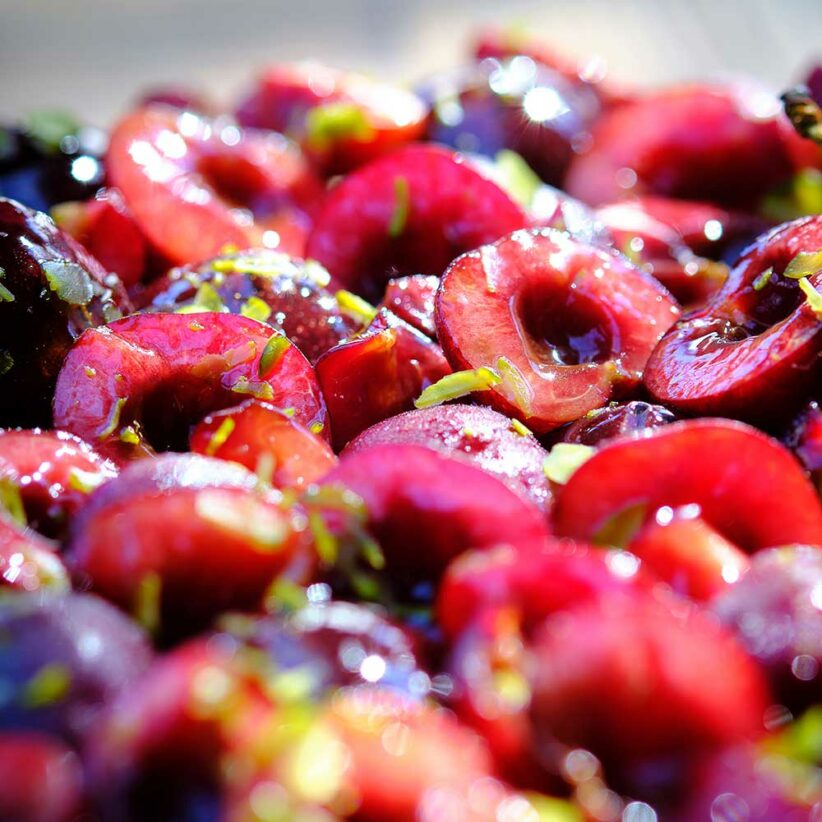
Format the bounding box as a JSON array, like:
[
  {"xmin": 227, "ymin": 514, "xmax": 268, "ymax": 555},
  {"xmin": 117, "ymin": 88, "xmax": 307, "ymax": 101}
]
[
  {"xmin": 315, "ymin": 308, "xmax": 451, "ymax": 450},
  {"xmin": 65, "ymin": 454, "xmax": 316, "ymax": 640},
  {"xmin": 235, "ymin": 61, "xmax": 429, "ymax": 174},
  {"xmin": 344, "ymin": 404, "xmax": 552, "ymax": 514},
  {"xmin": 529, "ymin": 595, "xmax": 771, "ymax": 801},
  {"xmin": 141, "ymin": 248, "xmax": 355, "ymax": 364},
  {"xmin": 644, "ymin": 216, "xmax": 822, "ymax": 423},
  {"xmin": 107, "ymin": 106, "xmax": 323, "ymax": 266},
  {"xmin": 319, "ymin": 444, "xmax": 549, "ymax": 600},
  {"xmin": 0, "ymin": 518, "xmax": 68, "ymax": 592},
  {"xmin": 0, "ymin": 429, "xmax": 116, "ymax": 538},
  {"xmin": 436, "ymin": 227, "xmax": 680, "ymax": 431},
  {"xmin": 305, "ymin": 144, "xmax": 528, "ymax": 300},
  {"xmin": 190, "ymin": 399, "xmax": 336, "ymax": 490},
  {"xmin": 553, "ymin": 418, "xmax": 822, "ymax": 552},
  {"xmin": 562, "ymin": 400, "xmax": 677, "ymax": 446},
  {"xmin": 379, "ymin": 274, "xmax": 439, "ymax": 339},
  {"xmin": 565, "ymin": 83, "xmax": 796, "ymax": 209},
  {"xmin": 53, "ymin": 311, "xmax": 326, "ymax": 464},
  {"xmin": 0, "ymin": 198, "xmax": 131, "ymax": 428}
]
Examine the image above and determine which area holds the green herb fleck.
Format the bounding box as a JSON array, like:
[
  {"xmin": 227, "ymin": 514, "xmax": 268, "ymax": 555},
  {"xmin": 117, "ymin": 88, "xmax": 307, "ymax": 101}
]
[
  {"xmin": 542, "ymin": 443, "xmax": 595, "ymax": 485},
  {"xmin": 335, "ymin": 290, "xmax": 377, "ymax": 325},
  {"xmin": 205, "ymin": 417, "xmax": 235, "ymax": 456},
  {"xmin": 305, "ymin": 102, "xmax": 374, "ymax": 152},
  {"xmin": 42, "ymin": 260, "xmax": 94, "ymax": 306},
  {"xmin": 387, "ymin": 176, "xmax": 411, "ymax": 238},
  {"xmin": 21, "ymin": 663, "xmax": 71, "ymax": 708},
  {"xmin": 752, "ymin": 267, "xmax": 774, "ymax": 291},
  {"xmin": 414, "ymin": 366, "xmax": 502, "ymax": 409},
  {"xmin": 259, "ymin": 334, "xmax": 291, "ymax": 378},
  {"xmin": 240, "ymin": 296, "xmax": 272, "ymax": 323},
  {"xmin": 134, "ymin": 572, "xmax": 162, "ymax": 636}
]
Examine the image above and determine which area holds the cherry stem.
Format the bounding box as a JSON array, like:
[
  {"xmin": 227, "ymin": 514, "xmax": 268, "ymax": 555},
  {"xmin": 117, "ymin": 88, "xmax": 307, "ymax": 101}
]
[{"xmin": 781, "ymin": 86, "xmax": 822, "ymax": 147}]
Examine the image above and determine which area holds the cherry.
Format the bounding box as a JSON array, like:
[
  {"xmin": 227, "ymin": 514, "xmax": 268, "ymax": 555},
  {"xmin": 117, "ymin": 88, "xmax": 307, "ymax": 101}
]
[
  {"xmin": 315, "ymin": 308, "xmax": 452, "ymax": 450},
  {"xmin": 53, "ymin": 311, "xmax": 326, "ymax": 463},
  {"xmin": 378, "ymin": 274, "xmax": 439, "ymax": 339},
  {"xmin": 0, "ymin": 518, "xmax": 68, "ymax": 592},
  {"xmin": 65, "ymin": 454, "xmax": 316, "ymax": 641},
  {"xmin": 0, "ymin": 733, "xmax": 86, "ymax": 822},
  {"xmin": 553, "ymin": 418, "xmax": 822, "ymax": 552},
  {"xmin": 235, "ymin": 61, "xmax": 429, "ymax": 175},
  {"xmin": 644, "ymin": 215, "xmax": 822, "ymax": 424},
  {"xmin": 436, "ymin": 227, "xmax": 680, "ymax": 432},
  {"xmin": 562, "ymin": 400, "xmax": 677, "ymax": 446},
  {"xmin": 0, "ymin": 429, "xmax": 116, "ymax": 538},
  {"xmin": 421, "ymin": 56, "xmax": 600, "ymax": 185},
  {"xmin": 565, "ymin": 83, "xmax": 796, "ymax": 209},
  {"xmin": 0, "ymin": 198, "xmax": 130, "ymax": 428},
  {"xmin": 528, "ymin": 595, "xmax": 771, "ymax": 801},
  {"xmin": 783, "ymin": 399, "xmax": 822, "ymax": 479},
  {"xmin": 142, "ymin": 248, "xmax": 355, "ymax": 364},
  {"xmin": 107, "ymin": 106, "xmax": 323, "ymax": 265},
  {"xmin": 190, "ymin": 399, "xmax": 336, "ymax": 490},
  {"xmin": 0, "ymin": 592, "xmax": 152, "ymax": 743},
  {"xmin": 318, "ymin": 444, "xmax": 549, "ymax": 602},
  {"xmin": 344, "ymin": 404, "xmax": 552, "ymax": 515},
  {"xmin": 712, "ymin": 545, "xmax": 822, "ymax": 712},
  {"xmin": 305, "ymin": 144, "xmax": 528, "ymax": 300}
]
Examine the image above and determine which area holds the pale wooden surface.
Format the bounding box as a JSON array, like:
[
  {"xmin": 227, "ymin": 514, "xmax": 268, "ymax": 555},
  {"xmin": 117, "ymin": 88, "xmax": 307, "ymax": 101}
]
[{"xmin": 0, "ymin": 0, "xmax": 820, "ymax": 125}]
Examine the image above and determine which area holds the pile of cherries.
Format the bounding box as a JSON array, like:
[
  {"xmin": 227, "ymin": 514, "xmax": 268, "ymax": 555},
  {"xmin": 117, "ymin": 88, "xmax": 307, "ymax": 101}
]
[{"xmin": 1, "ymin": 27, "xmax": 822, "ymax": 822}]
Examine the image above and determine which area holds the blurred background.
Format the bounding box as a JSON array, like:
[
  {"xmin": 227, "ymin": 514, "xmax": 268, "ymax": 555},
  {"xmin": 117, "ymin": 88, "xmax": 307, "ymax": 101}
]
[{"xmin": 0, "ymin": 0, "xmax": 820, "ymax": 125}]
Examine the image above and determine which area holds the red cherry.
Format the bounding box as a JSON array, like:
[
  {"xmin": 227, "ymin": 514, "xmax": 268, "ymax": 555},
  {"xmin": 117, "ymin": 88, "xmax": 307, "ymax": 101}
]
[
  {"xmin": 190, "ymin": 400, "xmax": 336, "ymax": 490},
  {"xmin": 562, "ymin": 400, "xmax": 677, "ymax": 446},
  {"xmin": 436, "ymin": 228, "xmax": 679, "ymax": 431},
  {"xmin": 379, "ymin": 274, "xmax": 439, "ymax": 339},
  {"xmin": 305, "ymin": 144, "xmax": 528, "ymax": 300},
  {"xmin": 107, "ymin": 106, "xmax": 323, "ymax": 266},
  {"xmin": 0, "ymin": 518, "xmax": 67, "ymax": 592},
  {"xmin": 53, "ymin": 311, "xmax": 326, "ymax": 464},
  {"xmin": 553, "ymin": 418, "xmax": 822, "ymax": 552}
]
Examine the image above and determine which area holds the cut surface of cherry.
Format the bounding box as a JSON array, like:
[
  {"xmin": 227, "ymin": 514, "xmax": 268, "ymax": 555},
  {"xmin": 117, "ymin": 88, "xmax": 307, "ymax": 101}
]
[
  {"xmin": 107, "ymin": 105, "xmax": 322, "ymax": 265},
  {"xmin": 436, "ymin": 227, "xmax": 680, "ymax": 431},
  {"xmin": 53, "ymin": 311, "xmax": 326, "ymax": 463},
  {"xmin": 644, "ymin": 215, "xmax": 822, "ymax": 424},
  {"xmin": 345, "ymin": 404, "xmax": 552, "ymax": 514},
  {"xmin": 553, "ymin": 418, "xmax": 822, "ymax": 552},
  {"xmin": 190, "ymin": 399, "xmax": 336, "ymax": 490},
  {"xmin": 236, "ymin": 61, "xmax": 429, "ymax": 174},
  {"xmin": 305, "ymin": 143, "xmax": 529, "ymax": 300},
  {"xmin": 65, "ymin": 454, "xmax": 316, "ymax": 641},
  {"xmin": 0, "ymin": 198, "xmax": 130, "ymax": 428},
  {"xmin": 142, "ymin": 248, "xmax": 355, "ymax": 364}
]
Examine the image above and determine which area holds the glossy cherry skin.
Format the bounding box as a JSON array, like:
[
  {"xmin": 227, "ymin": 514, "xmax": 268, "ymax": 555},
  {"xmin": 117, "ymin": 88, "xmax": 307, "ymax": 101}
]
[
  {"xmin": 53, "ymin": 311, "xmax": 326, "ymax": 463},
  {"xmin": 235, "ymin": 61, "xmax": 429, "ymax": 174},
  {"xmin": 315, "ymin": 308, "xmax": 452, "ymax": 450},
  {"xmin": 319, "ymin": 444, "xmax": 549, "ymax": 601},
  {"xmin": 65, "ymin": 454, "xmax": 316, "ymax": 642},
  {"xmin": 528, "ymin": 595, "xmax": 771, "ymax": 801},
  {"xmin": 564, "ymin": 83, "xmax": 796, "ymax": 209},
  {"xmin": 141, "ymin": 248, "xmax": 355, "ymax": 365},
  {"xmin": 107, "ymin": 106, "xmax": 323, "ymax": 265},
  {"xmin": 305, "ymin": 144, "xmax": 528, "ymax": 301},
  {"xmin": 712, "ymin": 545, "xmax": 822, "ymax": 713},
  {"xmin": 421, "ymin": 56, "xmax": 600, "ymax": 186},
  {"xmin": 344, "ymin": 404, "xmax": 552, "ymax": 515},
  {"xmin": 0, "ymin": 733, "xmax": 86, "ymax": 822},
  {"xmin": 0, "ymin": 592, "xmax": 152, "ymax": 744},
  {"xmin": 553, "ymin": 418, "xmax": 822, "ymax": 552},
  {"xmin": 0, "ymin": 517, "xmax": 68, "ymax": 591},
  {"xmin": 783, "ymin": 399, "xmax": 822, "ymax": 480},
  {"xmin": 379, "ymin": 274, "xmax": 439, "ymax": 339},
  {"xmin": 0, "ymin": 198, "xmax": 130, "ymax": 428},
  {"xmin": 436, "ymin": 228, "xmax": 680, "ymax": 432},
  {"xmin": 0, "ymin": 429, "xmax": 116, "ymax": 538},
  {"xmin": 562, "ymin": 400, "xmax": 677, "ymax": 446},
  {"xmin": 644, "ymin": 216, "xmax": 822, "ymax": 424},
  {"xmin": 190, "ymin": 399, "xmax": 336, "ymax": 490}
]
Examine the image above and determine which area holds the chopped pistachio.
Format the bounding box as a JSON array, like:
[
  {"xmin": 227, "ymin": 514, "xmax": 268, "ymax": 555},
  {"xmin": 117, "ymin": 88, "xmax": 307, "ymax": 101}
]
[
  {"xmin": 305, "ymin": 101, "xmax": 373, "ymax": 152},
  {"xmin": 752, "ymin": 267, "xmax": 773, "ymax": 291},
  {"xmin": 230, "ymin": 376, "xmax": 275, "ymax": 401},
  {"xmin": 783, "ymin": 250, "xmax": 822, "ymax": 280},
  {"xmin": 255, "ymin": 452, "xmax": 275, "ymax": 488},
  {"xmin": 240, "ymin": 296, "xmax": 272, "ymax": 323},
  {"xmin": 522, "ymin": 793, "xmax": 583, "ymax": 822},
  {"xmin": 118, "ymin": 425, "xmax": 140, "ymax": 445},
  {"xmin": 134, "ymin": 572, "xmax": 162, "ymax": 636},
  {"xmin": 309, "ymin": 511, "xmax": 338, "ymax": 566},
  {"xmin": 21, "ymin": 663, "xmax": 71, "ymax": 708},
  {"xmin": 67, "ymin": 467, "xmax": 107, "ymax": 494},
  {"xmin": 387, "ymin": 176, "xmax": 410, "ymax": 238},
  {"xmin": 414, "ymin": 367, "xmax": 502, "ymax": 409},
  {"xmin": 176, "ymin": 281, "xmax": 226, "ymax": 314},
  {"xmin": 542, "ymin": 442, "xmax": 595, "ymax": 485},
  {"xmin": 97, "ymin": 397, "xmax": 127, "ymax": 440},
  {"xmin": 264, "ymin": 577, "xmax": 308, "ymax": 613},
  {"xmin": 204, "ymin": 417, "xmax": 236, "ymax": 456},
  {"xmin": 83, "ymin": 365, "xmax": 96, "ymax": 378},
  {"xmin": 195, "ymin": 490, "xmax": 288, "ymax": 551},
  {"xmin": 24, "ymin": 110, "xmax": 80, "ymax": 152},
  {"xmin": 510, "ymin": 419, "xmax": 532, "ymax": 437},
  {"xmin": 0, "ymin": 351, "xmax": 12, "ymax": 376},
  {"xmin": 309, "ymin": 422, "xmax": 325, "ymax": 436},
  {"xmin": 0, "ymin": 272, "xmax": 14, "ymax": 302},
  {"xmin": 281, "ymin": 407, "xmax": 296, "ymax": 418},
  {"xmin": 798, "ymin": 276, "xmax": 822, "ymax": 317},
  {"xmin": 497, "ymin": 356, "xmax": 534, "ymax": 415},
  {"xmin": 335, "ymin": 290, "xmax": 377, "ymax": 325},
  {"xmin": 493, "ymin": 149, "xmax": 542, "ymax": 209},
  {"xmin": 259, "ymin": 334, "xmax": 291, "ymax": 377},
  {"xmin": 592, "ymin": 503, "xmax": 647, "ymax": 549},
  {"xmin": 361, "ymin": 537, "xmax": 385, "ymax": 571},
  {"xmin": 42, "ymin": 260, "xmax": 94, "ymax": 306},
  {"xmin": 0, "ymin": 476, "xmax": 26, "ymax": 527}
]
